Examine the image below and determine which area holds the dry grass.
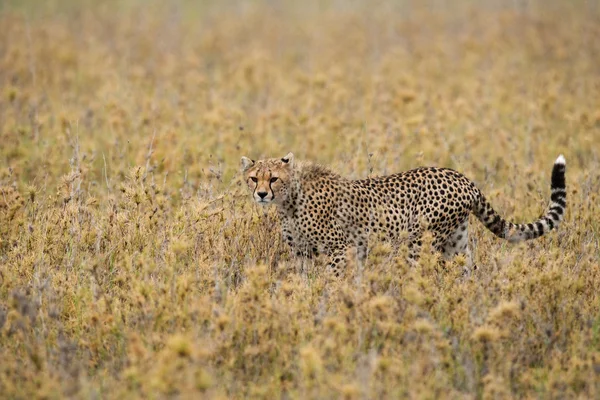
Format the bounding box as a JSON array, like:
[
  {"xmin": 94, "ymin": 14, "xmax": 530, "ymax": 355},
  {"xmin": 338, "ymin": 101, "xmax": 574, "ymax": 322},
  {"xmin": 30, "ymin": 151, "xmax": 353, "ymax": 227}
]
[{"xmin": 1, "ymin": 0, "xmax": 599, "ymax": 398}]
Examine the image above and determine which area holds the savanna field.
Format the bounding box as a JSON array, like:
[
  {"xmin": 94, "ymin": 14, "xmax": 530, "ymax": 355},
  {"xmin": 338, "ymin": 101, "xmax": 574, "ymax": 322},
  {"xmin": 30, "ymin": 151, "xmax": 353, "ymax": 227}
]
[{"xmin": 1, "ymin": 0, "xmax": 600, "ymax": 398}]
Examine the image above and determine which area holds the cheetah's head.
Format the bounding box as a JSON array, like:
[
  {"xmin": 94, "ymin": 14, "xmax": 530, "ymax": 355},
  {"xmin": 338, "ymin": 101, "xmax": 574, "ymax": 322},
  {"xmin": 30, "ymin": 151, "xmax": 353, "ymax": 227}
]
[{"xmin": 241, "ymin": 152, "xmax": 295, "ymax": 205}]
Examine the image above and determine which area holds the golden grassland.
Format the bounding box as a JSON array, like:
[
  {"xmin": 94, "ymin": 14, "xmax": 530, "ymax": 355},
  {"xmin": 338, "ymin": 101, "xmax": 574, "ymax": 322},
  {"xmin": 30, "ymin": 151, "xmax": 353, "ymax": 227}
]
[{"xmin": 1, "ymin": 0, "xmax": 599, "ymax": 398}]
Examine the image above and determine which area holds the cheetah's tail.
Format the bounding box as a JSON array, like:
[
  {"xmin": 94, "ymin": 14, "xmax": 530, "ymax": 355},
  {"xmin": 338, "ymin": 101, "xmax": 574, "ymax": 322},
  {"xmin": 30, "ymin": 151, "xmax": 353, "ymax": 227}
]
[{"xmin": 473, "ymin": 155, "xmax": 566, "ymax": 242}]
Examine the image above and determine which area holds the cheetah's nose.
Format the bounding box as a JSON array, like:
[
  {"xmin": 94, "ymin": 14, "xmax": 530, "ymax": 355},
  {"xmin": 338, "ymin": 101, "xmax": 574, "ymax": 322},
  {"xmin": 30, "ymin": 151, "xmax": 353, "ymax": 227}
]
[{"xmin": 257, "ymin": 191, "xmax": 268, "ymax": 199}]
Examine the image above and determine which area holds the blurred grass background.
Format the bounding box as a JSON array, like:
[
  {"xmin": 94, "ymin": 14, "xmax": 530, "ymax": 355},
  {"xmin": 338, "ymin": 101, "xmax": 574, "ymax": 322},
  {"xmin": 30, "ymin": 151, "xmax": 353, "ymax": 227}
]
[{"xmin": 1, "ymin": 0, "xmax": 599, "ymax": 398}]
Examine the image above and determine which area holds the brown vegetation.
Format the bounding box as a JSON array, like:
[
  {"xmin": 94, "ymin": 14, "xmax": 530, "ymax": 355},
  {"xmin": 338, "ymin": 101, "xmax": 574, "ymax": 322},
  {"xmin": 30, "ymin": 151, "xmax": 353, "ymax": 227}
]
[{"xmin": 1, "ymin": 0, "xmax": 599, "ymax": 398}]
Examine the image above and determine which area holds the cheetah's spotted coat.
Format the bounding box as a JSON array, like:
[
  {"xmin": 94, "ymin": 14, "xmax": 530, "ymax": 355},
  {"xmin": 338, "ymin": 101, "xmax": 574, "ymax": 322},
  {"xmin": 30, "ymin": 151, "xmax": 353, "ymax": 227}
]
[{"xmin": 241, "ymin": 153, "xmax": 566, "ymax": 275}]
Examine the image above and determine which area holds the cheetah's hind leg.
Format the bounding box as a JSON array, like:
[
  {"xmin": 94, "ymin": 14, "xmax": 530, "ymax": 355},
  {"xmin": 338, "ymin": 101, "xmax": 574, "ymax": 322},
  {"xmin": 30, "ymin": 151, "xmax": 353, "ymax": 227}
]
[{"xmin": 442, "ymin": 218, "xmax": 476, "ymax": 276}]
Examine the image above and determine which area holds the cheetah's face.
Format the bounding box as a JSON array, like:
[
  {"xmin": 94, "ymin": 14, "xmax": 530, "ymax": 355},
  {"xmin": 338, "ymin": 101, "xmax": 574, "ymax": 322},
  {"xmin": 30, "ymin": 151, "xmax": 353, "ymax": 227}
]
[{"xmin": 241, "ymin": 152, "xmax": 294, "ymax": 205}]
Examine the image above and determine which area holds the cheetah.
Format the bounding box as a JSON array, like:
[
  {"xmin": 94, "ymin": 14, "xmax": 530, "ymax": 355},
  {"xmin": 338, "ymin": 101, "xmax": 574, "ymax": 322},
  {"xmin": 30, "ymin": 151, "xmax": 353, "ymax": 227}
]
[{"xmin": 241, "ymin": 152, "xmax": 566, "ymax": 276}]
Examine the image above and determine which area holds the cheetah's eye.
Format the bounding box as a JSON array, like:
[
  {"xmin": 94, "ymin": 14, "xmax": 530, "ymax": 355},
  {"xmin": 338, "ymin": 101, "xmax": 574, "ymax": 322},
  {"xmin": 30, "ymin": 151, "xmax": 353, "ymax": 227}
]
[
  {"xmin": 270, "ymin": 177, "xmax": 278, "ymax": 183},
  {"xmin": 250, "ymin": 177, "xmax": 258, "ymax": 183}
]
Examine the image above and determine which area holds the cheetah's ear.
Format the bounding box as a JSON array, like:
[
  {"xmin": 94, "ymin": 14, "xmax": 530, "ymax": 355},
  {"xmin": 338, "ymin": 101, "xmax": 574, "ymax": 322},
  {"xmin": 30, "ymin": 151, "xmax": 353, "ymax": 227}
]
[
  {"xmin": 240, "ymin": 156, "xmax": 255, "ymax": 171},
  {"xmin": 281, "ymin": 152, "xmax": 294, "ymax": 167}
]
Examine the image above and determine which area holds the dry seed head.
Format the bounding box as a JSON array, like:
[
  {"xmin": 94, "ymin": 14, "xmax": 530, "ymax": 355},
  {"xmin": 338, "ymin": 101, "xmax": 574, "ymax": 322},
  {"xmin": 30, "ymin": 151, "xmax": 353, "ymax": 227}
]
[
  {"xmin": 341, "ymin": 288, "xmax": 355, "ymax": 309},
  {"xmin": 123, "ymin": 366, "xmax": 140, "ymax": 388},
  {"xmin": 403, "ymin": 285, "xmax": 425, "ymax": 306},
  {"xmin": 369, "ymin": 295, "xmax": 393, "ymax": 315},
  {"xmin": 243, "ymin": 345, "xmax": 261, "ymax": 357},
  {"xmin": 488, "ymin": 301, "xmax": 520, "ymax": 324},
  {"xmin": 216, "ymin": 315, "xmax": 230, "ymax": 331},
  {"xmin": 128, "ymin": 333, "xmax": 147, "ymax": 362},
  {"xmin": 167, "ymin": 334, "xmax": 193, "ymax": 358},
  {"xmin": 370, "ymin": 242, "xmax": 393, "ymax": 257},
  {"xmin": 377, "ymin": 357, "xmax": 392, "ymax": 372},
  {"xmin": 413, "ymin": 318, "xmax": 435, "ymax": 335},
  {"xmin": 85, "ymin": 196, "xmax": 98, "ymax": 207},
  {"xmin": 172, "ymin": 239, "xmax": 192, "ymax": 257},
  {"xmin": 60, "ymin": 171, "xmax": 80, "ymax": 186},
  {"xmin": 195, "ymin": 368, "xmax": 213, "ymax": 392},
  {"xmin": 472, "ymin": 326, "xmax": 501, "ymax": 343},
  {"xmin": 281, "ymin": 282, "xmax": 295, "ymax": 297},
  {"xmin": 482, "ymin": 375, "xmax": 511, "ymax": 399},
  {"xmin": 128, "ymin": 166, "xmax": 143, "ymax": 182},
  {"xmin": 300, "ymin": 346, "xmax": 323, "ymax": 379},
  {"xmin": 323, "ymin": 317, "xmax": 346, "ymax": 335},
  {"xmin": 453, "ymin": 253, "xmax": 468, "ymax": 267},
  {"xmin": 24, "ymin": 184, "xmax": 37, "ymax": 203},
  {"xmin": 339, "ymin": 383, "xmax": 360, "ymax": 400},
  {"xmin": 5, "ymin": 86, "xmax": 18, "ymax": 101}
]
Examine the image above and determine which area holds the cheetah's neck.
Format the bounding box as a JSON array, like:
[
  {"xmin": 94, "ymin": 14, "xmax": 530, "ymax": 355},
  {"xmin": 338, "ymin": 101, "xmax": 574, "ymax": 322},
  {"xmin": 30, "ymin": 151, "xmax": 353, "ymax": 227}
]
[{"xmin": 277, "ymin": 162, "xmax": 342, "ymax": 217}]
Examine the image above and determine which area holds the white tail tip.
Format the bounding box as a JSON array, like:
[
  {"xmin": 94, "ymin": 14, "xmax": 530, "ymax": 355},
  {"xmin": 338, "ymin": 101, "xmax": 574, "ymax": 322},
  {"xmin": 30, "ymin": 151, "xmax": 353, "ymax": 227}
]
[{"xmin": 555, "ymin": 154, "xmax": 566, "ymax": 165}]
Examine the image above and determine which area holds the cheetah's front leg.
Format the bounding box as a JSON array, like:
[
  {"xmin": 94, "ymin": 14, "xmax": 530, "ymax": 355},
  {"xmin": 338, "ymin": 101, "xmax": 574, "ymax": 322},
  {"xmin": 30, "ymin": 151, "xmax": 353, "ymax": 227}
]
[
  {"xmin": 296, "ymin": 206, "xmax": 349, "ymax": 276},
  {"xmin": 321, "ymin": 222, "xmax": 349, "ymax": 277},
  {"xmin": 325, "ymin": 246, "xmax": 349, "ymax": 277}
]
